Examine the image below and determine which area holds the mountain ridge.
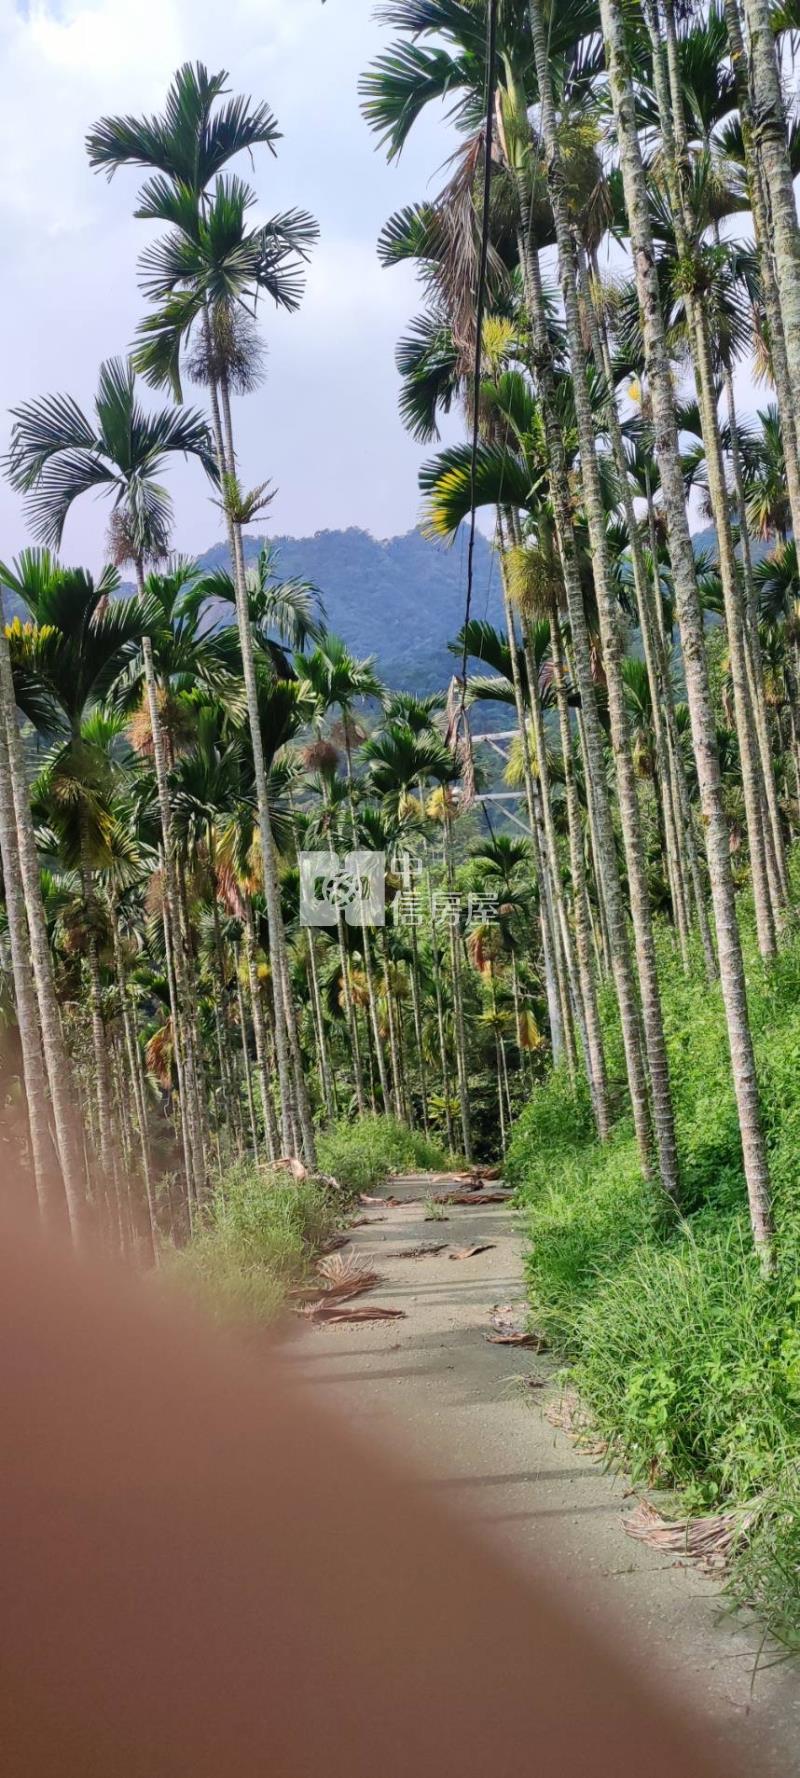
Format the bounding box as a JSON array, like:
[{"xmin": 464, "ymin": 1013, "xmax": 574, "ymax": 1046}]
[{"xmin": 196, "ymin": 524, "xmax": 500, "ymax": 693}]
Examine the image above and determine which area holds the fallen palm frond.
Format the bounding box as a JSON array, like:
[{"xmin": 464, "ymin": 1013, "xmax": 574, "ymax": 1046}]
[
  {"xmin": 390, "ymin": 1241, "xmax": 449, "ymax": 1259},
  {"xmin": 440, "ymin": 1189, "xmax": 511, "ymax": 1206},
  {"xmin": 451, "ymin": 1164, "xmax": 503, "ymax": 1186},
  {"xmin": 272, "ymin": 1155, "xmax": 310, "ymax": 1182},
  {"xmin": 304, "ymin": 1304, "xmax": 407, "ymax": 1326},
  {"xmin": 291, "ymin": 1250, "xmax": 381, "ymax": 1312},
  {"xmin": 501, "ymin": 1373, "xmax": 546, "ymax": 1401},
  {"xmin": 359, "ymin": 1193, "xmax": 411, "ymax": 1207},
  {"xmin": 545, "ymin": 1387, "xmax": 607, "ymax": 1456},
  {"xmin": 485, "ymin": 1303, "xmax": 548, "ymax": 1348},
  {"xmin": 623, "ymin": 1498, "xmax": 758, "ymax": 1568},
  {"xmin": 315, "ymin": 1250, "xmax": 382, "ymax": 1298}
]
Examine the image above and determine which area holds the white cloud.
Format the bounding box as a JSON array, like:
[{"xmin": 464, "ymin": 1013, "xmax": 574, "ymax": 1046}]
[{"xmin": 0, "ymin": 0, "xmax": 453, "ymax": 564}]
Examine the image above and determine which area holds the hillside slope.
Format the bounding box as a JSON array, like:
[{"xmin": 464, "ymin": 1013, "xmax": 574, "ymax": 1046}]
[{"xmin": 197, "ymin": 525, "xmax": 500, "ymax": 692}]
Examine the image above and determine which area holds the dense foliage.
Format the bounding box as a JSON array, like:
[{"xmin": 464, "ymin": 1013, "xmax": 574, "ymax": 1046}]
[
  {"xmin": 316, "ymin": 1114, "xmax": 453, "ymax": 1195},
  {"xmin": 168, "ymin": 1165, "xmax": 339, "ymax": 1324},
  {"xmin": 508, "ymin": 893, "xmax": 800, "ymax": 1642},
  {"xmin": 198, "ymin": 527, "xmax": 500, "ymax": 694}
]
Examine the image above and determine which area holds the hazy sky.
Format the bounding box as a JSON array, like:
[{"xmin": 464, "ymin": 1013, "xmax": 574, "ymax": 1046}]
[{"xmin": 0, "ymin": 0, "xmax": 465, "ymax": 571}]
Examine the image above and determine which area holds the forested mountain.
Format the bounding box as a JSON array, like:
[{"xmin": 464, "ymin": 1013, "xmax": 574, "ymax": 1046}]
[
  {"xmin": 2, "ymin": 526, "xmax": 499, "ymax": 696},
  {"xmin": 197, "ymin": 525, "xmax": 499, "ymax": 691}
]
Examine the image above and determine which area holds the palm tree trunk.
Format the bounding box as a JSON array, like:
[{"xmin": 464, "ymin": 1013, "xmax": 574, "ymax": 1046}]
[
  {"xmin": 408, "ymin": 917, "xmax": 430, "ymax": 1134},
  {"xmin": 0, "ymin": 711, "xmax": 57, "ymax": 1215},
  {"xmin": 0, "ymin": 622, "xmax": 87, "ymax": 1241},
  {"xmin": 738, "ymin": 0, "xmax": 800, "ymax": 426},
  {"xmin": 601, "ymin": 0, "xmax": 774, "ymax": 1265},
  {"xmin": 336, "ymin": 911, "xmax": 366, "ymax": 1116},
  {"xmin": 785, "ymin": 651, "xmax": 800, "ymax": 812},
  {"xmin": 277, "ymin": 944, "xmax": 314, "ymax": 1153},
  {"xmin": 724, "ymin": 0, "xmax": 800, "ymax": 539},
  {"xmin": 234, "ymin": 947, "xmax": 260, "ymax": 1157},
  {"xmin": 111, "ymin": 907, "xmax": 158, "ymax": 1259},
  {"xmin": 381, "ymin": 933, "xmax": 404, "ymax": 1120},
  {"xmin": 209, "ymin": 875, "xmax": 242, "ymax": 1154},
  {"xmin": 643, "ymin": 475, "xmax": 717, "ymax": 977},
  {"xmin": 426, "ymin": 868, "xmax": 455, "ymax": 1148},
  {"xmin": 80, "ymin": 856, "xmax": 115, "ymax": 1188},
  {"xmin": 501, "ymin": 513, "xmax": 580, "ymax": 1069},
  {"xmin": 720, "ymin": 351, "xmax": 789, "ymax": 903},
  {"xmin": 549, "ymin": 615, "xmax": 611, "ymax": 1138},
  {"xmin": 243, "ymin": 908, "xmax": 280, "ymax": 1161},
  {"xmin": 494, "ymin": 1029, "xmax": 507, "ymax": 1157},
  {"xmin": 579, "ymin": 245, "xmax": 693, "ymax": 965},
  {"xmin": 644, "ymin": 0, "xmax": 781, "ymax": 954},
  {"xmin": 159, "ymin": 893, "xmax": 194, "ymax": 1224},
  {"xmin": 496, "ymin": 554, "xmax": 567, "ymax": 1067},
  {"xmin": 573, "ymin": 703, "xmax": 613, "ymax": 977},
  {"xmin": 342, "ymin": 739, "xmax": 392, "ymax": 1111},
  {"xmin": 512, "ymin": 164, "xmax": 654, "ymax": 1177},
  {"xmin": 305, "ymin": 932, "xmax": 335, "ymax": 1121},
  {"xmin": 396, "ymin": 997, "xmax": 411, "ymax": 1122},
  {"xmin": 211, "ymin": 363, "xmax": 315, "ymax": 1163},
  {"xmin": 443, "ymin": 812, "xmax": 472, "ymax": 1161},
  {"xmin": 530, "ymin": 0, "xmax": 680, "ymax": 1198},
  {"xmin": 521, "ymin": 603, "xmax": 605, "ymax": 1096},
  {"xmin": 134, "ymin": 565, "xmax": 206, "ymax": 1197}
]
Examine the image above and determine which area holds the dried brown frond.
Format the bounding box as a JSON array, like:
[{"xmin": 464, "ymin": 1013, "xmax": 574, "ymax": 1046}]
[
  {"xmin": 444, "ymin": 674, "xmax": 476, "ymax": 811},
  {"xmin": 389, "ymin": 1242, "xmax": 448, "ymax": 1259},
  {"xmin": 466, "ymin": 921, "xmax": 503, "ymax": 976},
  {"xmin": 301, "ymin": 738, "xmax": 340, "ymax": 774},
  {"xmin": 187, "ymin": 304, "xmax": 266, "ymax": 395},
  {"xmin": 330, "ymin": 714, "xmax": 366, "ymax": 752},
  {"xmin": 106, "ymin": 507, "xmax": 166, "ymax": 572},
  {"xmin": 422, "ymin": 129, "xmax": 513, "ymax": 368},
  {"xmin": 127, "ymin": 687, "xmax": 196, "ymax": 761},
  {"xmin": 215, "ymin": 860, "xmax": 246, "ymax": 920},
  {"xmin": 441, "ymin": 1189, "xmax": 511, "ymax": 1206},
  {"xmin": 317, "ymin": 1251, "xmax": 380, "ymax": 1293},
  {"xmin": 545, "ymin": 1386, "xmax": 607, "ymax": 1455},
  {"xmin": 623, "ymin": 1498, "xmax": 757, "ymax": 1568},
  {"xmin": 302, "ymin": 1304, "xmax": 406, "ymax": 1326},
  {"xmin": 145, "ymin": 1018, "xmax": 173, "ymax": 1088}
]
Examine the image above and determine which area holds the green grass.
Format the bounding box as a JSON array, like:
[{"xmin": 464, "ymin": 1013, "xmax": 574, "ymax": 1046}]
[
  {"xmin": 316, "ymin": 1114, "xmax": 454, "ymax": 1196},
  {"xmin": 508, "ymin": 899, "xmax": 800, "ymax": 1647},
  {"xmin": 167, "ymin": 1162, "xmax": 338, "ymax": 1325}
]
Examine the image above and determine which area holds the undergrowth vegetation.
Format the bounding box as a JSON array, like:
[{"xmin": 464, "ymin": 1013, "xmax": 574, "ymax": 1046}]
[
  {"xmin": 316, "ymin": 1115, "xmax": 453, "ymax": 1196},
  {"xmin": 508, "ymin": 905, "xmax": 800, "ymax": 1649},
  {"xmin": 168, "ymin": 1164, "xmax": 338, "ymax": 1325}
]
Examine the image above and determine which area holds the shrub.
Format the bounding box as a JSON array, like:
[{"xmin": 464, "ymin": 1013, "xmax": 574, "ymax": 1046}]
[
  {"xmin": 727, "ymin": 1469, "xmax": 800, "ymax": 1654},
  {"xmin": 505, "ymin": 1066, "xmax": 594, "ymax": 1197},
  {"xmin": 168, "ymin": 1163, "xmax": 338, "ymax": 1324},
  {"xmin": 509, "ymin": 907, "xmax": 800, "ymax": 1645},
  {"xmin": 575, "ymin": 1218, "xmax": 800, "ymax": 1506},
  {"xmin": 316, "ymin": 1114, "xmax": 452, "ymax": 1195},
  {"xmin": 519, "ymin": 1123, "xmax": 662, "ymax": 1347}
]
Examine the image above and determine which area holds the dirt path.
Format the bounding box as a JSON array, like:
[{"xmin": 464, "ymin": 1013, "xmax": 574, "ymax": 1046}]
[{"xmin": 281, "ymin": 1176, "xmax": 800, "ymax": 1775}]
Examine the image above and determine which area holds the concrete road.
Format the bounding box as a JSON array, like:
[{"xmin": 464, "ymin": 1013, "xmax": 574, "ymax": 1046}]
[{"xmin": 280, "ymin": 1176, "xmax": 800, "ymax": 1776}]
